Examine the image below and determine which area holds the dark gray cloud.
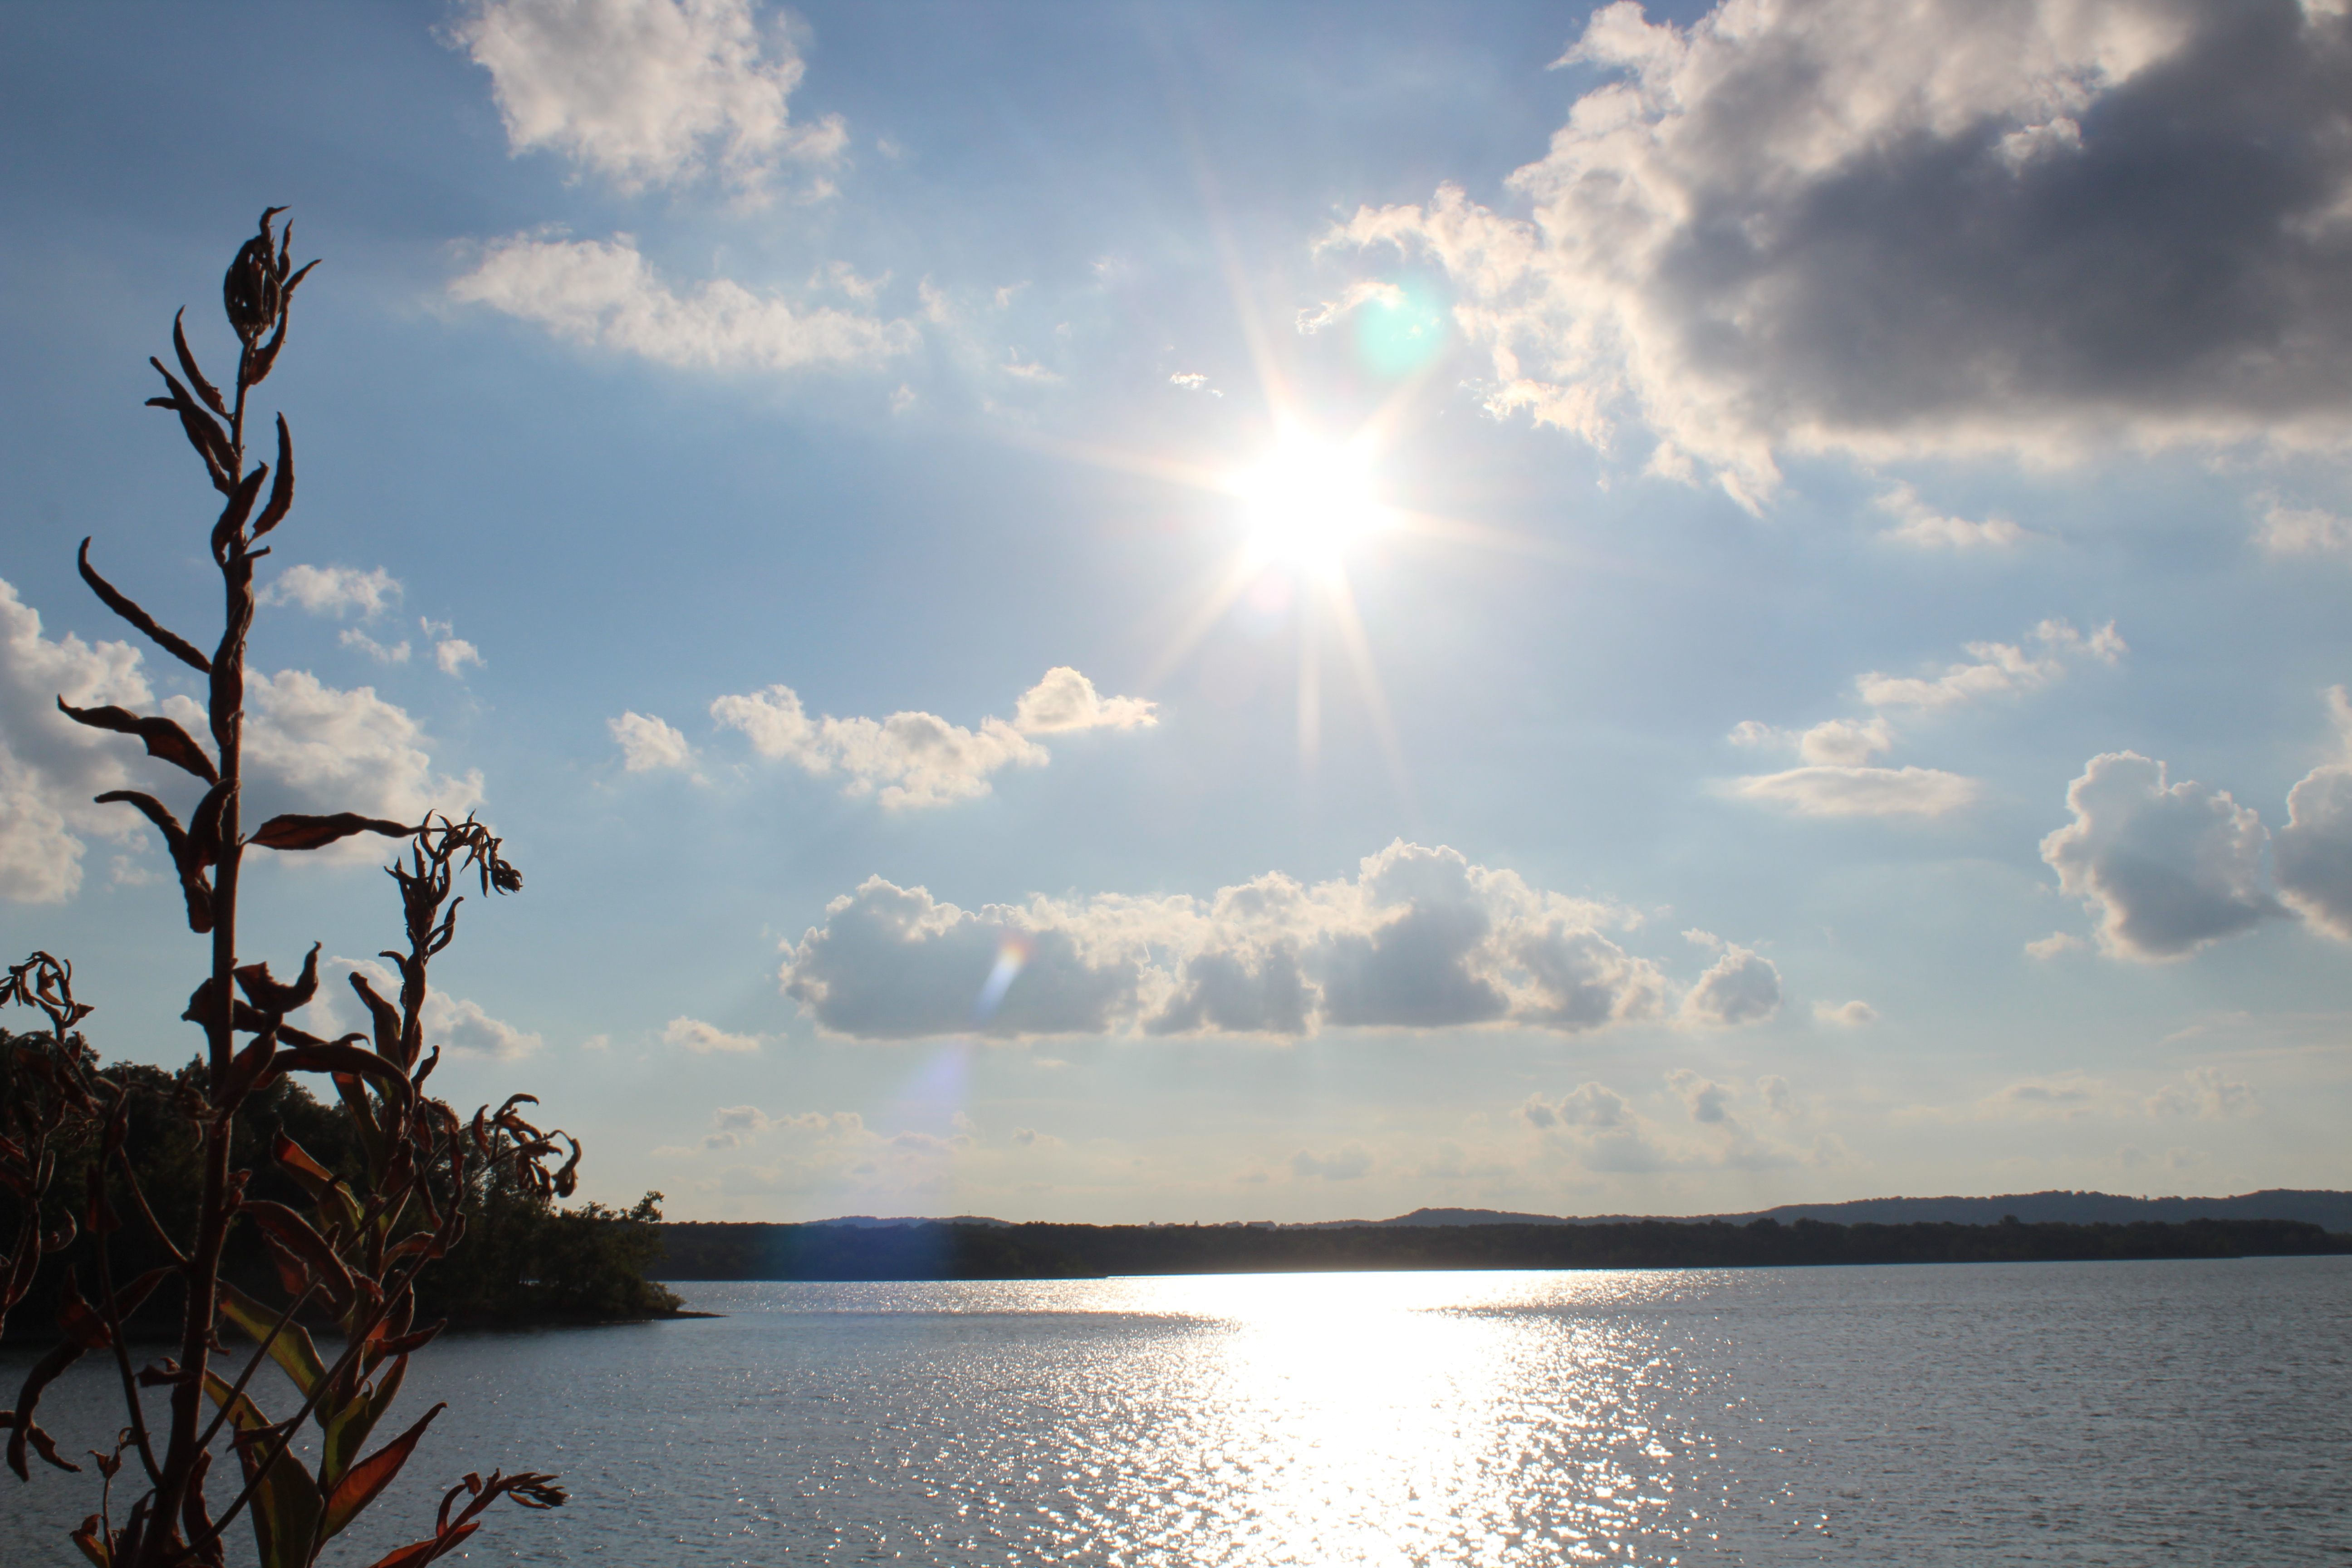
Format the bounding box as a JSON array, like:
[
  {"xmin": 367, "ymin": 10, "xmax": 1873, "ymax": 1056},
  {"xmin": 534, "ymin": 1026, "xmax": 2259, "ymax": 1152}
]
[{"xmin": 1333, "ymin": 0, "xmax": 2352, "ymax": 497}]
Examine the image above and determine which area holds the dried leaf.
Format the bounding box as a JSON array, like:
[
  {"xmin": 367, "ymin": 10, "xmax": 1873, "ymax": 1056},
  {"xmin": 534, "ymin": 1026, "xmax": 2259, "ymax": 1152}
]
[
  {"xmin": 363, "ymin": 1522, "xmax": 477, "ymax": 1568},
  {"xmin": 235, "ymin": 944, "xmax": 321, "ymax": 1015},
  {"xmin": 172, "ymin": 307, "xmax": 227, "ymax": 416},
  {"xmin": 211, "ymin": 463, "xmax": 267, "ymax": 563},
  {"xmin": 8, "ymin": 1339, "xmax": 88, "ymax": 1478},
  {"xmin": 54, "ymin": 699, "xmax": 219, "ymax": 785},
  {"xmin": 251, "ymin": 813, "xmax": 416, "ymax": 852},
  {"xmin": 98, "ymin": 791, "xmax": 212, "ymax": 933},
  {"xmin": 77, "ymin": 539, "xmax": 211, "ymax": 674},
  {"xmin": 240, "ymin": 1200, "xmax": 357, "ymax": 1312},
  {"xmin": 252, "ymin": 415, "xmax": 294, "ymax": 537}
]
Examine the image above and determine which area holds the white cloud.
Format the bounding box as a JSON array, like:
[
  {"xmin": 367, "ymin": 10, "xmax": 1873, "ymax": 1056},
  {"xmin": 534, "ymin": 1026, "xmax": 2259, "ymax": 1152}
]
[
  {"xmin": 1665, "ymin": 1067, "xmax": 1736, "ymax": 1124},
  {"xmin": 309, "ymin": 958, "xmax": 543, "ymax": 1061},
  {"xmin": 711, "ymin": 684, "xmax": 1045, "ymax": 808},
  {"xmin": 0, "ymin": 578, "xmax": 153, "ymax": 902},
  {"xmin": 1679, "ymin": 931, "xmax": 1782, "ymax": 1026},
  {"xmin": 1011, "ymin": 666, "xmax": 1157, "ymax": 734},
  {"xmin": 2275, "ymin": 686, "xmax": 2352, "ymax": 939},
  {"xmin": 663, "ymin": 1015, "xmax": 762, "ymax": 1054},
  {"xmin": 1857, "ymin": 619, "xmax": 2123, "ymax": 710},
  {"xmin": 433, "ymin": 637, "xmax": 484, "ymax": 677},
  {"xmin": 610, "ymin": 710, "xmax": 696, "ymax": 772},
  {"xmin": 2145, "ymin": 1064, "xmax": 2260, "ymax": 1120},
  {"xmin": 340, "ymin": 629, "xmax": 411, "ymax": 665},
  {"xmin": 2254, "ymin": 496, "xmax": 2352, "ymax": 556},
  {"xmin": 449, "ymin": 0, "xmax": 847, "ymax": 197},
  {"xmin": 709, "ymin": 666, "xmax": 1151, "ymax": 808},
  {"xmin": 2025, "ymin": 931, "xmax": 2087, "ymax": 959},
  {"xmin": 162, "ymin": 669, "xmax": 485, "ymax": 841},
  {"xmin": 778, "ymin": 840, "xmax": 1703, "ymax": 1040},
  {"xmin": 2040, "ymin": 751, "xmax": 2285, "ymax": 960},
  {"xmin": 452, "ymin": 234, "xmax": 916, "ymax": 374},
  {"xmin": 1728, "ymin": 620, "xmax": 2119, "ymax": 818},
  {"xmin": 1813, "ymin": 999, "xmax": 1877, "ymax": 1026},
  {"xmin": 1726, "ymin": 764, "xmax": 1981, "ymax": 818},
  {"xmin": 1325, "ymin": 0, "xmax": 2352, "ymax": 501},
  {"xmin": 1, "ymin": 576, "xmax": 482, "ymax": 900},
  {"xmin": 262, "ymin": 564, "xmax": 401, "ymax": 619},
  {"xmin": 1519, "ymin": 1081, "xmax": 1635, "ymax": 1130},
  {"xmin": 1875, "ymin": 484, "xmax": 2035, "ymax": 549}
]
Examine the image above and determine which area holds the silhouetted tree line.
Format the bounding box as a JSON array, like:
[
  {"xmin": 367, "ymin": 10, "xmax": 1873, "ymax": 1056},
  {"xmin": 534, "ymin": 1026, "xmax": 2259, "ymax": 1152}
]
[
  {"xmin": 652, "ymin": 1213, "xmax": 2352, "ymax": 1282},
  {"xmin": 1, "ymin": 1031, "xmax": 680, "ymax": 1339}
]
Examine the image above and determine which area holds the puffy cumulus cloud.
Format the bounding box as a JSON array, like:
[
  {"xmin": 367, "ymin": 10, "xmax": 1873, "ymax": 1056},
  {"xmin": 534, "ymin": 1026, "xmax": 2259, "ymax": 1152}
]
[
  {"xmin": 1010, "ymin": 666, "xmax": 1158, "ymax": 735},
  {"xmin": 2025, "ymin": 931, "xmax": 2087, "ymax": 959},
  {"xmin": 1665, "ymin": 1068, "xmax": 1736, "ymax": 1124},
  {"xmin": 1875, "ymin": 484, "xmax": 2035, "ymax": 549},
  {"xmin": 1328, "ymin": 0, "xmax": 2352, "ymax": 502},
  {"xmin": 340, "ymin": 629, "xmax": 411, "ymax": 666},
  {"xmin": 2274, "ymin": 687, "xmax": 2352, "ymax": 939},
  {"xmin": 1679, "ymin": 932, "xmax": 1782, "ymax": 1026},
  {"xmin": 432, "ymin": 637, "xmax": 484, "ymax": 677},
  {"xmin": 609, "ymin": 710, "xmax": 696, "ymax": 772},
  {"xmin": 451, "ymin": 235, "xmax": 916, "ymax": 374},
  {"xmin": 712, "ymin": 684, "xmax": 1044, "ymax": 808},
  {"xmin": 0, "ymin": 580, "xmax": 154, "ymax": 902},
  {"xmin": 165, "ymin": 671, "xmax": 485, "ymax": 839},
  {"xmin": 1728, "ymin": 620, "xmax": 2122, "ymax": 818},
  {"xmin": 1726, "ymin": 764, "xmax": 1980, "ymax": 818},
  {"xmin": 710, "ymin": 666, "xmax": 1152, "ymax": 808},
  {"xmin": 2253, "ymin": 496, "xmax": 2352, "ymax": 556},
  {"xmin": 261, "ymin": 564, "xmax": 400, "ymax": 619},
  {"xmin": 449, "ymin": 0, "xmax": 846, "ymax": 197},
  {"xmin": 663, "ymin": 1016, "xmax": 761, "ymax": 1054},
  {"xmin": 778, "ymin": 841, "xmax": 1709, "ymax": 1041},
  {"xmin": 1520, "ymin": 1081, "xmax": 1636, "ymax": 1130},
  {"xmin": 1813, "ymin": 999, "xmax": 1877, "ymax": 1026},
  {"xmin": 1292, "ymin": 1144, "xmax": 1373, "ymax": 1181},
  {"xmin": 2041, "ymin": 751, "xmax": 2286, "ymax": 960},
  {"xmin": 2, "ymin": 580, "xmax": 482, "ymax": 897}
]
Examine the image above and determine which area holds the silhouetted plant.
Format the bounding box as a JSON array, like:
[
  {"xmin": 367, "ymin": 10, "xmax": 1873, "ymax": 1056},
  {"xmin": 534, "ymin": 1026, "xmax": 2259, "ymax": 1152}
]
[{"xmin": 2, "ymin": 210, "xmax": 575, "ymax": 1568}]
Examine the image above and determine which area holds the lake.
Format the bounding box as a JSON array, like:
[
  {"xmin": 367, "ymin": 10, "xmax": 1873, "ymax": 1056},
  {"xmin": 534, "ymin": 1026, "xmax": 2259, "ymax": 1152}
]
[{"xmin": 5, "ymin": 1255, "xmax": 2346, "ymax": 1564}]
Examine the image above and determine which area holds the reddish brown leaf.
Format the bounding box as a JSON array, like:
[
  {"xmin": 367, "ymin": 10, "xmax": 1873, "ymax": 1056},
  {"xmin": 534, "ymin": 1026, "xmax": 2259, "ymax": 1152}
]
[
  {"xmin": 251, "ymin": 813, "xmax": 416, "ymax": 852},
  {"xmin": 363, "ymin": 1522, "xmax": 476, "ymax": 1568},
  {"xmin": 253, "ymin": 415, "xmax": 295, "ymax": 537},
  {"xmin": 77, "ymin": 539, "xmax": 211, "ymax": 674},
  {"xmin": 323, "ymin": 1402, "xmax": 446, "ymax": 1540},
  {"xmin": 172, "ymin": 307, "xmax": 227, "ymax": 415},
  {"xmin": 54, "ymin": 699, "xmax": 219, "ymax": 785}
]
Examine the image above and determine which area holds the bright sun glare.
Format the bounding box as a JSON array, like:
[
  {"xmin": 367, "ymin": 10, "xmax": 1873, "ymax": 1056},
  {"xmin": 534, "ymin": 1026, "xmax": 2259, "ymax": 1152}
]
[{"xmin": 1234, "ymin": 435, "xmax": 1389, "ymax": 577}]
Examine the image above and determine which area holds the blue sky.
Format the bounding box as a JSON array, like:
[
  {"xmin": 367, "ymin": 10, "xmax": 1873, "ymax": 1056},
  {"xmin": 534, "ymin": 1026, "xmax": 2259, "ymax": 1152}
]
[{"xmin": 4, "ymin": 0, "xmax": 2350, "ymax": 1221}]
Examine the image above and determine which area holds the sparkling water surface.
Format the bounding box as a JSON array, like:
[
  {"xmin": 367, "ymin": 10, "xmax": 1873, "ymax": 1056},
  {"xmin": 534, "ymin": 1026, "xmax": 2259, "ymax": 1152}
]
[{"xmin": 5, "ymin": 1255, "xmax": 2346, "ymax": 1565}]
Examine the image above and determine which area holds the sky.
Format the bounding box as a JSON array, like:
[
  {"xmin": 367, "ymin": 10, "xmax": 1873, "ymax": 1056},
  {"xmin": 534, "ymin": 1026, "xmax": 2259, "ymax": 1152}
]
[{"xmin": 3, "ymin": 0, "xmax": 2350, "ymax": 1223}]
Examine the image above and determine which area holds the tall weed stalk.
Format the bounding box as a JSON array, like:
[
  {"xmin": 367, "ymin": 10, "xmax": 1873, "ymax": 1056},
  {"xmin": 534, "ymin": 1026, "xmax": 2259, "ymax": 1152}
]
[{"xmin": 2, "ymin": 210, "xmax": 573, "ymax": 1568}]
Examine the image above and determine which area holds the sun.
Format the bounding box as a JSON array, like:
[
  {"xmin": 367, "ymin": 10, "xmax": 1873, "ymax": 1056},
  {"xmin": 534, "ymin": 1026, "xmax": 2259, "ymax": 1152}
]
[{"xmin": 1233, "ymin": 433, "xmax": 1390, "ymax": 578}]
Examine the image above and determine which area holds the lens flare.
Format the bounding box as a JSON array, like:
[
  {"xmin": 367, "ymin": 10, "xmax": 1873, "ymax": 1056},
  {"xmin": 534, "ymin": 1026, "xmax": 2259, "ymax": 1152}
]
[{"xmin": 973, "ymin": 932, "xmax": 1034, "ymax": 1023}]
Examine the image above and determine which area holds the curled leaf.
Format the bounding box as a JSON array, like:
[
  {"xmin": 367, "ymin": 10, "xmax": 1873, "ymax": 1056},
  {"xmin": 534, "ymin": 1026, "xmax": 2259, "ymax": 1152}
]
[
  {"xmin": 253, "ymin": 415, "xmax": 294, "ymax": 537},
  {"xmin": 55, "ymin": 699, "xmax": 219, "ymax": 784},
  {"xmin": 251, "ymin": 813, "xmax": 415, "ymax": 852}
]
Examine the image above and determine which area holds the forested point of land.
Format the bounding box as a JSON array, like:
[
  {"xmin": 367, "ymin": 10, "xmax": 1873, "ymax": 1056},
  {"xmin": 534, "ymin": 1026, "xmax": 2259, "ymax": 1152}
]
[
  {"xmin": 0, "ymin": 1037, "xmax": 686, "ymax": 1340},
  {"xmin": 652, "ymin": 1215, "xmax": 2352, "ymax": 1282}
]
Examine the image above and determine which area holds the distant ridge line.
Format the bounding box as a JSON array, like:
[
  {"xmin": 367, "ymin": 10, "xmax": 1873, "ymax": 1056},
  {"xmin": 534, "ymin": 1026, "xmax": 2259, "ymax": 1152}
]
[{"xmin": 782, "ymin": 1190, "xmax": 2352, "ymax": 1234}]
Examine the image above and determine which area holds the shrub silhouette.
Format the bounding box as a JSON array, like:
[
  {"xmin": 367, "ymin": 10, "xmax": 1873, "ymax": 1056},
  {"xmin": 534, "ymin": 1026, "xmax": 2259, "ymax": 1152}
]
[{"xmin": 3, "ymin": 209, "xmax": 576, "ymax": 1568}]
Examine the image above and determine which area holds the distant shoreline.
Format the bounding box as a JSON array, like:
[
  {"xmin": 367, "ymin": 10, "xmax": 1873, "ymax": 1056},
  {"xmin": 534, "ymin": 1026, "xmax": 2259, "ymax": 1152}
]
[{"xmin": 652, "ymin": 1215, "xmax": 2352, "ymax": 1284}]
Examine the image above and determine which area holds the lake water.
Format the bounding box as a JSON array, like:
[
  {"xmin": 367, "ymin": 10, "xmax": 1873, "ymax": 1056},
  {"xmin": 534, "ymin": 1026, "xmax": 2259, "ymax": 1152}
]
[{"xmin": 5, "ymin": 1255, "xmax": 2346, "ymax": 1565}]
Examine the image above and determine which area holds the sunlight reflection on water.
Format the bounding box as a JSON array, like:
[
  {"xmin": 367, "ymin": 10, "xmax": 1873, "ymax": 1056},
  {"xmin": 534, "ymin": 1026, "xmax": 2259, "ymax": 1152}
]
[{"xmin": 7, "ymin": 1258, "xmax": 2348, "ymax": 1565}]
